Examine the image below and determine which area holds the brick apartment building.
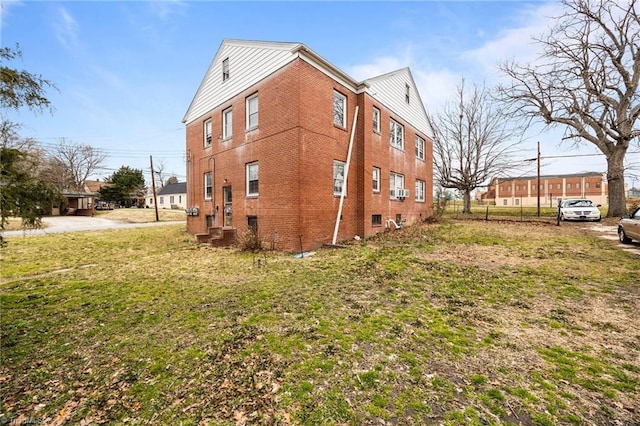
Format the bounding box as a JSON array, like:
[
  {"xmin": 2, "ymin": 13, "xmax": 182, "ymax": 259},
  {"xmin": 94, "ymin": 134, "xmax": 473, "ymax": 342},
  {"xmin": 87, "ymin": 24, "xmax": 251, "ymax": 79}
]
[
  {"xmin": 182, "ymin": 40, "xmax": 434, "ymax": 251},
  {"xmin": 481, "ymin": 172, "xmax": 608, "ymax": 208}
]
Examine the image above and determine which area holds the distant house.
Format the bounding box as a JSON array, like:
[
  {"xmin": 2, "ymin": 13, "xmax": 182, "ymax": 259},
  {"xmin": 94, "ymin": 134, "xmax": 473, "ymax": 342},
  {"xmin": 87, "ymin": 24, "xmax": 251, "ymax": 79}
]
[
  {"xmin": 146, "ymin": 182, "xmax": 187, "ymax": 209},
  {"xmin": 182, "ymin": 39, "xmax": 434, "ymax": 251},
  {"xmin": 481, "ymin": 172, "xmax": 608, "ymax": 207}
]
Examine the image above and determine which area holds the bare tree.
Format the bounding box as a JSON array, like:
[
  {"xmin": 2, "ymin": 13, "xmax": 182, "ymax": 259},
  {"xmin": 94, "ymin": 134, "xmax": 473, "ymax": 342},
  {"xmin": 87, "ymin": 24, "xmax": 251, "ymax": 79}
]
[
  {"xmin": 49, "ymin": 138, "xmax": 107, "ymax": 190},
  {"xmin": 432, "ymin": 78, "xmax": 523, "ymax": 214},
  {"xmin": 498, "ymin": 0, "xmax": 639, "ymax": 217}
]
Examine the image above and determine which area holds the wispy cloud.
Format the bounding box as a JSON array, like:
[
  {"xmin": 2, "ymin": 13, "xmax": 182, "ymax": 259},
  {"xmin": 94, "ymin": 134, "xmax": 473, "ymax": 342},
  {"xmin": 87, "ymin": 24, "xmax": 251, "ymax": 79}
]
[
  {"xmin": 53, "ymin": 6, "xmax": 80, "ymax": 51},
  {"xmin": 0, "ymin": 0, "xmax": 23, "ymax": 29},
  {"xmin": 147, "ymin": 0, "xmax": 187, "ymax": 21}
]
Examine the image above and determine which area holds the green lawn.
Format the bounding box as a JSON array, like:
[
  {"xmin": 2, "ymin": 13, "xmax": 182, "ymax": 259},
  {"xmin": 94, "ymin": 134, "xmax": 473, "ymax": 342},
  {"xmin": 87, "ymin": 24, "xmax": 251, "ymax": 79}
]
[{"xmin": 1, "ymin": 220, "xmax": 638, "ymax": 425}]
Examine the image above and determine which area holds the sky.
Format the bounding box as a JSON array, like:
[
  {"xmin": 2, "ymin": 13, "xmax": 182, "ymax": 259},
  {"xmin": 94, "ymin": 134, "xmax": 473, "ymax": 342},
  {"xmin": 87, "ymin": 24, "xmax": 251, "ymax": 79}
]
[{"xmin": 1, "ymin": 0, "xmax": 639, "ymax": 189}]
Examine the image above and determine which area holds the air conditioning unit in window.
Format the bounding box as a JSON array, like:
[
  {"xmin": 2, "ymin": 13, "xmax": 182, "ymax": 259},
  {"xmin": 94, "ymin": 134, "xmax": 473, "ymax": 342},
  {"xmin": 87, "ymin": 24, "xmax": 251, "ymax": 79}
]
[
  {"xmin": 397, "ymin": 189, "xmax": 410, "ymax": 198},
  {"xmin": 206, "ymin": 135, "xmax": 212, "ymax": 145}
]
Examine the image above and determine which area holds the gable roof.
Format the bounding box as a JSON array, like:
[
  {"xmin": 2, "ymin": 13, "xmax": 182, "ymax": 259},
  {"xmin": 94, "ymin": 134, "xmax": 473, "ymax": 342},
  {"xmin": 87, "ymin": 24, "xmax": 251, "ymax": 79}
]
[
  {"xmin": 158, "ymin": 182, "xmax": 187, "ymax": 196},
  {"xmin": 183, "ymin": 39, "xmax": 433, "ymax": 138}
]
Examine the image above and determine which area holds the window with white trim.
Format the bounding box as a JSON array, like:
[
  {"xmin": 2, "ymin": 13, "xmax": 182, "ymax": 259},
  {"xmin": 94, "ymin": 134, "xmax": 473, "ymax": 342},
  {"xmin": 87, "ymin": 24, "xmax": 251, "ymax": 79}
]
[
  {"xmin": 372, "ymin": 167, "xmax": 380, "ymax": 192},
  {"xmin": 170, "ymin": 195, "xmax": 175, "ymax": 204},
  {"xmin": 246, "ymin": 94, "xmax": 258, "ymax": 130},
  {"xmin": 222, "ymin": 58, "xmax": 230, "ymax": 81},
  {"xmin": 372, "ymin": 214, "xmax": 382, "ymax": 226},
  {"xmin": 333, "ymin": 161, "xmax": 346, "ymax": 195},
  {"xmin": 405, "ymin": 83, "xmax": 410, "ymax": 104},
  {"xmin": 159, "ymin": 196, "xmax": 164, "ymax": 205},
  {"xmin": 415, "ymin": 179, "xmax": 425, "ymax": 202},
  {"xmin": 333, "ymin": 91, "xmax": 346, "ymax": 128},
  {"xmin": 373, "ymin": 107, "xmax": 380, "ymax": 133},
  {"xmin": 204, "ymin": 173, "xmax": 212, "ymax": 200},
  {"xmin": 204, "ymin": 119, "xmax": 212, "ymax": 147},
  {"xmin": 390, "ymin": 118, "xmax": 404, "ymax": 150},
  {"xmin": 390, "ymin": 172, "xmax": 404, "ymax": 199},
  {"xmin": 223, "ymin": 108, "xmax": 232, "ymax": 140},
  {"xmin": 415, "ymin": 136, "xmax": 425, "ymax": 160},
  {"xmin": 246, "ymin": 162, "xmax": 258, "ymax": 196}
]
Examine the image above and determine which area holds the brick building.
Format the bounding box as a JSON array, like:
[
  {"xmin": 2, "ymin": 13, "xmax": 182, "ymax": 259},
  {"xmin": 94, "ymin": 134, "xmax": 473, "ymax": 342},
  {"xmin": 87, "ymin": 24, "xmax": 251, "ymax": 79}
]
[
  {"xmin": 481, "ymin": 172, "xmax": 608, "ymax": 208},
  {"xmin": 183, "ymin": 40, "xmax": 434, "ymax": 251}
]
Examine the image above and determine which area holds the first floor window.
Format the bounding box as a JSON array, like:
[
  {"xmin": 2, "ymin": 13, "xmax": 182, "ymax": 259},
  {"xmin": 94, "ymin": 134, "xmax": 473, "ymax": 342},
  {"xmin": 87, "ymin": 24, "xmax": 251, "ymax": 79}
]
[
  {"xmin": 372, "ymin": 214, "xmax": 382, "ymax": 226},
  {"xmin": 372, "ymin": 167, "xmax": 380, "ymax": 192},
  {"xmin": 415, "ymin": 180, "xmax": 425, "ymax": 202},
  {"xmin": 334, "ymin": 161, "xmax": 346, "ymax": 195},
  {"xmin": 170, "ymin": 195, "xmax": 175, "ymax": 204},
  {"xmin": 333, "ymin": 91, "xmax": 346, "ymax": 128},
  {"xmin": 246, "ymin": 162, "xmax": 259, "ymax": 196},
  {"xmin": 390, "ymin": 172, "xmax": 404, "ymax": 199},
  {"xmin": 246, "ymin": 94, "xmax": 259, "ymax": 130},
  {"xmin": 204, "ymin": 172, "xmax": 212, "ymax": 200},
  {"xmin": 159, "ymin": 196, "xmax": 164, "ymax": 205},
  {"xmin": 503, "ymin": 199, "xmax": 508, "ymax": 206}
]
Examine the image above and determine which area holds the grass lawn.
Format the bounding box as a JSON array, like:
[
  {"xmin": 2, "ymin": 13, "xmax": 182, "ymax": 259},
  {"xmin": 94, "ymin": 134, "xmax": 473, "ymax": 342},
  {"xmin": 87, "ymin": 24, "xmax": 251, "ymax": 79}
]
[{"xmin": 1, "ymin": 219, "xmax": 638, "ymax": 425}]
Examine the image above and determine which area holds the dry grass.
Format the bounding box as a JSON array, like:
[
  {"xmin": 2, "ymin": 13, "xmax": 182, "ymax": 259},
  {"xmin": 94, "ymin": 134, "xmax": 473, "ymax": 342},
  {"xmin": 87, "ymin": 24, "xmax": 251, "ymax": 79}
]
[
  {"xmin": 1, "ymin": 219, "xmax": 638, "ymax": 425},
  {"xmin": 95, "ymin": 208, "xmax": 186, "ymax": 223}
]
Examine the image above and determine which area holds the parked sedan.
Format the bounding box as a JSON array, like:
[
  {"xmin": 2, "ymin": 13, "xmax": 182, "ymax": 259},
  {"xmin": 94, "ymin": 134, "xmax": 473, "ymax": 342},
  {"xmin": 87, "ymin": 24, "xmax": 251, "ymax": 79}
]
[
  {"xmin": 618, "ymin": 207, "xmax": 640, "ymax": 244},
  {"xmin": 558, "ymin": 198, "xmax": 602, "ymax": 222}
]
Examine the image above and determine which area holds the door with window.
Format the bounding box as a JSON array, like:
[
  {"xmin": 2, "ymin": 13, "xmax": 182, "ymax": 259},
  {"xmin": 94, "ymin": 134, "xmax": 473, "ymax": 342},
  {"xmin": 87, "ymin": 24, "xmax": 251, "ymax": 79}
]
[{"xmin": 223, "ymin": 186, "xmax": 232, "ymax": 227}]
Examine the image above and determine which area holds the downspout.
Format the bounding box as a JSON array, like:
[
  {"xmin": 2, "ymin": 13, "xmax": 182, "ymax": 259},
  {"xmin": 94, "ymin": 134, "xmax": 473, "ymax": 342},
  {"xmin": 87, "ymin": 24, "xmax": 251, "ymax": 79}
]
[{"xmin": 332, "ymin": 105, "xmax": 359, "ymax": 245}]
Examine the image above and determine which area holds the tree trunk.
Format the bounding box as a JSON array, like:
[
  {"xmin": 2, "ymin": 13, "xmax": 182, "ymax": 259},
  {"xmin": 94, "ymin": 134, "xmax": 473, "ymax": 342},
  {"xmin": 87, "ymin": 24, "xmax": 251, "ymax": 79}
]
[
  {"xmin": 606, "ymin": 149, "xmax": 627, "ymax": 217},
  {"xmin": 462, "ymin": 190, "xmax": 472, "ymax": 214}
]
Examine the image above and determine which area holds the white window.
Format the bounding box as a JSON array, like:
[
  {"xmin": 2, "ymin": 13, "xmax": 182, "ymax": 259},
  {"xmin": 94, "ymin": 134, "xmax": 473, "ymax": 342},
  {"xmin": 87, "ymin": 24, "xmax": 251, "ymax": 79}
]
[
  {"xmin": 204, "ymin": 119, "xmax": 212, "ymax": 147},
  {"xmin": 415, "ymin": 180, "xmax": 425, "ymax": 202},
  {"xmin": 246, "ymin": 162, "xmax": 258, "ymax": 196},
  {"xmin": 405, "ymin": 83, "xmax": 410, "ymax": 104},
  {"xmin": 415, "ymin": 136, "xmax": 425, "ymax": 160},
  {"xmin": 333, "ymin": 91, "xmax": 346, "ymax": 128},
  {"xmin": 390, "ymin": 172, "xmax": 405, "ymax": 199},
  {"xmin": 246, "ymin": 94, "xmax": 258, "ymax": 130},
  {"xmin": 390, "ymin": 118, "xmax": 404, "ymax": 150},
  {"xmin": 179, "ymin": 195, "xmax": 182, "ymax": 203},
  {"xmin": 223, "ymin": 107, "xmax": 232, "ymax": 139},
  {"xmin": 170, "ymin": 195, "xmax": 175, "ymax": 204},
  {"xmin": 333, "ymin": 161, "xmax": 346, "ymax": 195},
  {"xmin": 159, "ymin": 196, "xmax": 164, "ymax": 205},
  {"xmin": 222, "ymin": 58, "xmax": 230, "ymax": 81},
  {"xmin": 204, "ymin": 172, "xmax": 212, "ymax": 200},
  {"xmin": 372, "ymin": 167, "xmax": 380, "ymax": 192},
  {"xmin": 373, "ymin": 107, "xmax": 380, "ymax": 133}
]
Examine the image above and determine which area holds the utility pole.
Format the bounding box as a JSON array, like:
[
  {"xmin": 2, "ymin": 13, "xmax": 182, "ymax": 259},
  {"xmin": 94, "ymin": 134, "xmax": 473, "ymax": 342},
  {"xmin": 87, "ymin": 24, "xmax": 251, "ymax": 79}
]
[{"xmin": 150, "ymin": 155, "xmax": 159, "ymax": 222}]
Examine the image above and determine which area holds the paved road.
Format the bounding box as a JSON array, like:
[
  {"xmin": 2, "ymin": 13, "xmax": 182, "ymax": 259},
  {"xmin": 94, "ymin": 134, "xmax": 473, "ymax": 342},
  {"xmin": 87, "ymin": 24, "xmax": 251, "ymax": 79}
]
[
  {"xmin": 1, "ymin": 216, "xmax": 184, "ymax": 237},
  {"xmin": 584, "ymin": 223, "xmax": 640, "ymax": 256}
]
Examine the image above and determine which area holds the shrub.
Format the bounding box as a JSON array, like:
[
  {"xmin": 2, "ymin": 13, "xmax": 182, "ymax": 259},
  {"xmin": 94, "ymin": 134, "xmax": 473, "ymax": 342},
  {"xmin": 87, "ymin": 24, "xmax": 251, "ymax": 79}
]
[{"xmin": 236, "ymin": 227, "xmax": 263, "ymax": 252}]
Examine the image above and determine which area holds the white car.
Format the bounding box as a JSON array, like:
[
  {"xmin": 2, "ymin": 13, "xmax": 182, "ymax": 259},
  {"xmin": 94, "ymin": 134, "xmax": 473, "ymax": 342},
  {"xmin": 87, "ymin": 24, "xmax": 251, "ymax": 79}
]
[{"xmin": 558, "ymin": 198, "xmax": 602, "ymax": 222}]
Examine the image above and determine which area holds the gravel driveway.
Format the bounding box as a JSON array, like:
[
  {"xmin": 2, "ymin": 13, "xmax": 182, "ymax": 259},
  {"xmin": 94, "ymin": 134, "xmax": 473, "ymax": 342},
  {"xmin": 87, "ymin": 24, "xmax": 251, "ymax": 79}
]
[{"xmin": 1, "ymin": 216, "xmax": 184, "ymax": 237}]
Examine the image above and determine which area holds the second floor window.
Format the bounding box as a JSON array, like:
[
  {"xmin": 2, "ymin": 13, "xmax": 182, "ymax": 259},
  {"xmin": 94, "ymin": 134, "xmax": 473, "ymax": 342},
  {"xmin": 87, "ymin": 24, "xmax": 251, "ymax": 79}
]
[
  {"xmin": 390, "ymin": 118, "xmax": 404, "ymax": 150},
  {"xmin": 333, "ymin": 91, "xmax": 346, "ymax": 128},
  {"xmin": 415, "ymin": 136, "xmax": 425, "ymax": 160},
  {"xmin": 246, "ymin": 94, "xmax": 259, "ymax": 130},
  {"xmin": 373, "ymin": 107, "xmax": 380, "ymax": 133},
  {"xmin": 204, "ymin": 119, "xmax": 212, "ymax": 147},
  {"xmin": 223, "ymin": 108, "xmax": 233, "ymax": 140},
  {"xmin": 204, "ymin": 172, "xmax": 212, "ymax": 200},
  {"xmin": 246, "ymin": 162, "xmax": 259, "ymax": 196}
]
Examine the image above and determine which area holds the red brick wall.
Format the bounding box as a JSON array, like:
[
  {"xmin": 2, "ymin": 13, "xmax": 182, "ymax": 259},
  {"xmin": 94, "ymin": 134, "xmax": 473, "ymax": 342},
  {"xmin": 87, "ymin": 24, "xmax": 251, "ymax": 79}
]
[{"xmin": 186, "ymin": 58, "xmax": 433, "ymax": 251}]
